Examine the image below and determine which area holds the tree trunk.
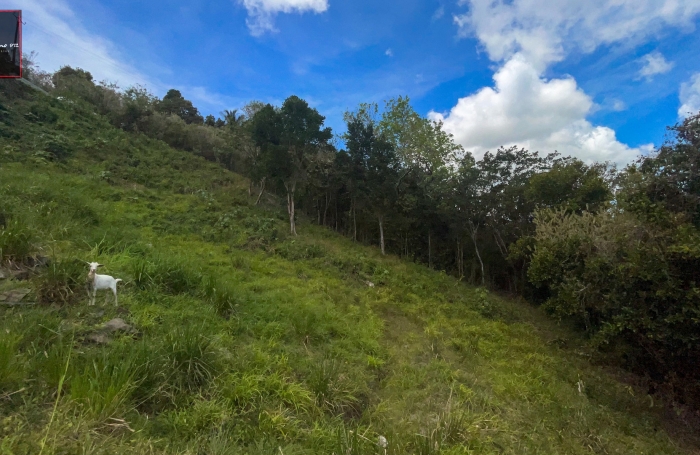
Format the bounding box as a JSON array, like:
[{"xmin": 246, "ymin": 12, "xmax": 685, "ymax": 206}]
[
  {"xmin": 323, "ymin": 193, "xmax": 330, "ymax": 226},
  {"xmin": 428, "ymin": 231, "xmax": 432, "ymax": 269},
  {"xmin": 457, "ymin": 241, "xmax": 464, "ymax": 278},
  {"xmin": 248, "ymin": 180, "xmax": 253, "ymax": 196},
  {"xmin": 254, "ymin": 177, "xmax": 266, "ymax": 205},
  {"xmin": 285, "ymin": 181, "xmax": 297, "ymax": 236},
  {"xmin": 378, "ymin": 214, "xmax": 385, "ymax": 255},
  {"xmin": 353, "ymin": 198, "xmax": 357, "ymax": 242},
  {"xmin": 469, "ymin": 222, "xmax": 485, "ymax": 285}
]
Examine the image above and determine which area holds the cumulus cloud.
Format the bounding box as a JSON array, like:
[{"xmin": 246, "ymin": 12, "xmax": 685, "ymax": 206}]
[
  {"xmin": 638, "ymin": 52, "xmax": 674, "ymax": 79},
  {"xmin": 454, "ymin": 0, "xmax": 700, "ymax": 70},
  {"xmin": 240, "ymin": 0, "xmax": 329, "ymax": 36},
  {"xmin": 679, "ymin": 73, "xmax": 700, "ymax": 118},
  {"xmin": 9, "ymin": 0, "xmax": 155, "ymax": 89},
  {"xmin": 437, "ymin": 0, "xmax": 700, "ymax": 165},
  {"xmin": 385, "ymin": 48, "xmax": 393, "ymax": 57},
  {"xmin": 429, "ymin": 56, "xmax": 652, "ymax": 164},
  {"xmin": 432, "ymin": 6, "xmax": 445, "ymax": 22}
]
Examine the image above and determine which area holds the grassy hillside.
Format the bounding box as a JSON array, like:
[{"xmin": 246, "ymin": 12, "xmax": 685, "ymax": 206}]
[{"xmin": 0, "ymin": 80, "xmax": 697, "ymax": 455}]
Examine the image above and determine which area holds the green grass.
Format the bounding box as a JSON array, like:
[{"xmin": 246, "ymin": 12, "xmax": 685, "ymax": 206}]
[{"xmin": 0, "ymin": 81, "xmax": 697, "ymax": 454}]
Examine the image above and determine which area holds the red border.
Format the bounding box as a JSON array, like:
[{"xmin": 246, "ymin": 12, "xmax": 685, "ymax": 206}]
[{"xmin": 0, "ymin": 10, "xmax": 21, "ymax": 79}]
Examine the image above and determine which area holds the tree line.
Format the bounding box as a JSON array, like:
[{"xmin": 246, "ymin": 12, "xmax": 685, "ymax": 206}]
[{"xmin": 22, "ymin": 58, "xmax": 700, "ymax": 406}]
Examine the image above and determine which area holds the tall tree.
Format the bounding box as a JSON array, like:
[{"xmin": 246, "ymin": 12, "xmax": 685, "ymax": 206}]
[
  {"xmin": 249, "ymin": 97, "xmax": 332, "ymax": 235},
  {"xmin": 344, "ymin": 107, "xmax": 399, "ymax": 254},
  {"xmin": 157, "ymin": 89, "xmax": 204, "ymax": 124}
]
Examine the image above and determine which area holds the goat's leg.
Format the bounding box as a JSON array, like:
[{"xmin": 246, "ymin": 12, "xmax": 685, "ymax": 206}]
[{"xmin": 113, "ymin": 288, "xmax": 118, "ymax": 306}]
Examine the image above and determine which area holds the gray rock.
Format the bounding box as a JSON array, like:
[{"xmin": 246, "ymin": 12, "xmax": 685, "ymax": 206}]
[
  {"xmin": 102, "ymin": 318, "xmax": 134, "ymax": 334},
  {"xmin": 0, "ymin": 288, "xmax": 31, "ymax": 303},
  {"xmin": 87, "ymin": 333, "xmax": 111, "ymax": 344},
  {"xmin": 85, "ymin": 317, "xmax": 136, "ymax": 345}
]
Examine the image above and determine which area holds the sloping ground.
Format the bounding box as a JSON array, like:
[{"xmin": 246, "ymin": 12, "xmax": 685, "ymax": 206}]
[{"xmin": 0, "ymin": 82, "xmax": 697, "ymax": 454}]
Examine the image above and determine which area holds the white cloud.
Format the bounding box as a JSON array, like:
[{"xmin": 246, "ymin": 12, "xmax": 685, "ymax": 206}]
[
  {"xmin": 679, "ymin": 73, "xmax": 700, "ymax": 118},
  {"xmin": 638, "ymin": 51, "xmax": 674, "ymax": 79},
  {"xmin": 432, "ymin": 6, "xmax": 445, "ymax": 22},
  {"xmin": 611, "ymin": 99, "xmax": 627, "ymax": 112},
  {"xmin": 455, "ymin": 0, "xmax": 700, "ymax": 70},
  {"xmin": 239, "ymin": 0, "xmax": 329, "ymax": 36},
  {"xmin": 12, "ymin": 0, "xmax": 156, "ymax": 90},
  {"xmin": 429, "ymin": 55, "xmax": 652, "ymax": 165},
  {"xmin": 438, "ymin": 0, "xmax": 700, "ymax": 165},
  {"xmin": 385, "ymin": 48, "xmax": 393, "ymax": 57}
]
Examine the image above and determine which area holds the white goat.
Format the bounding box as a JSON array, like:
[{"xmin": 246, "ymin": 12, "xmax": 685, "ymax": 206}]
[{"xmin": 86, "ymin": 262, "xmax": 122, "ymax": 306}]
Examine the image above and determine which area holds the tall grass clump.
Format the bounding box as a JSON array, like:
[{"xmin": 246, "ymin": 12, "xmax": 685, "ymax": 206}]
[
  {"xmin": 37, "ymin": 258, "xmax": 86, "ymax": 305},
  {"xmin": 307, "ymin": 358, "xmax": 361, "ymax": 417},
  {"xmin": 201, "ymin": 274, "xmax": 237, "ymax": 316},
  {"xmin": 128, "ymin": 254, "xmax": 201, "ymax": 295},
  {"xmin": 69, "ymin": 350, "xmax": 139, "ymax": 421},
  {"xmin": 0, "ymin": 334, "xmax": 22, "ymax": 391},
  {"xmin": 162, "ymin": 326, "xmax": 219, "ymax": 397},
  {"xmin": 0, "ymin": 217, "xmax": 34, "ymax": 262},
  {"xmin": 34, "ymin": 335, "xmax": 73, "ymax": 390}
]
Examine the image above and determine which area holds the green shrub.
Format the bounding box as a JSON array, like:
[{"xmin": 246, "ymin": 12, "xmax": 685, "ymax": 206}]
[
  {"xmin": 529, "ymin": 206, "xmax": 700, "ymax": 402},
  {"xmin": 276, "ymin": 240, "xmax": 325, "ymax": 260},
  {"xmin": 29, "ymin": 102, "xmax": 58, "ymax": 123},
  {"xmin": 44, "ymin": 135, "xmax": 72, "ymax": 160}
]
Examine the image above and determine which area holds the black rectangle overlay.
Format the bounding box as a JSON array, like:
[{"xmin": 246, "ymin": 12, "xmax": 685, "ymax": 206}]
[{"xmin": 0, "ymin": 11, "xmax": 21, "ymax": 78}]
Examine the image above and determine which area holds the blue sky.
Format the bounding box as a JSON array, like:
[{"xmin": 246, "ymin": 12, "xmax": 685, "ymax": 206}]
[{"xmin": 11, "ymin": 0, "xmax": 700, "ymax": 165}]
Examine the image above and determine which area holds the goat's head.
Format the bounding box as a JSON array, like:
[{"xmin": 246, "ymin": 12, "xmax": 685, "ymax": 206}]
[{"xmin": 87, "ymin": 262, "xmax": 103, "ymax": 273}]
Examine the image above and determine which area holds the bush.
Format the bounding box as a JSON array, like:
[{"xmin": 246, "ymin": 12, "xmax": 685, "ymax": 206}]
[
  {"xmin": 529, "ymin": 207, "xmax": 700, "ymax": 403},
  {"xmin": 28, "ymin": 102, "xmax": 58, "ymax": 123},
  {"xmin": 44, "ymin": 135, "xmax": 72, "ymax": 160}
]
